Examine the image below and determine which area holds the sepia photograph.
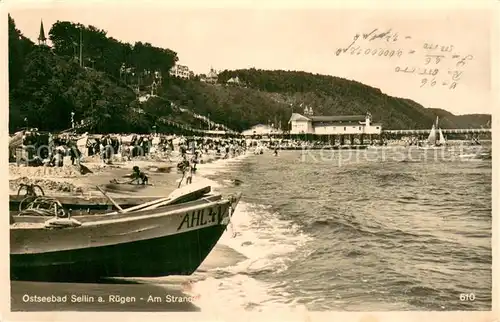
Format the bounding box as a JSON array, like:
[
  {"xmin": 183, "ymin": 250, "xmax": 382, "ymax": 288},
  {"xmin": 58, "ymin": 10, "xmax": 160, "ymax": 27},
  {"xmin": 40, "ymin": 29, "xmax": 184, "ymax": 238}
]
[{"xmin": 3, "ymin": 0, "xmax": 497, "ymax": 318}]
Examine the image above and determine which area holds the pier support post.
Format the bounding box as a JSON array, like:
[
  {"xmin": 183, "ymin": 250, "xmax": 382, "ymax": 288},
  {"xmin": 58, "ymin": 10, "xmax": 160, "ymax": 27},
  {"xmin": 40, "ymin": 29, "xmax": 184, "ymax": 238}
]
[
  {"xmin": 360, "ymin": 134, "xmax": 364, "ymax": 145},
  {"xmin": 340, "ymin": 135, "xmax": 345, "ymax": 146},
  {"xmin": 350, "ymin": 135, "xmax": 354, "ymax": 145}
]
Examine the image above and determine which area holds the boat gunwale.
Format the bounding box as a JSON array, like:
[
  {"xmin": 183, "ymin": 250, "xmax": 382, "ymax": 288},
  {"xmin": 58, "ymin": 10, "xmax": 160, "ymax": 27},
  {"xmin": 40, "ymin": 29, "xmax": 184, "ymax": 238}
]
[
  {"xmin": 10, "ymin": 194, "xmax": 238, "ymax": 229},
  {"xmin": 82, "ymin": 197, "xmax": 232, "ymax": 227}
]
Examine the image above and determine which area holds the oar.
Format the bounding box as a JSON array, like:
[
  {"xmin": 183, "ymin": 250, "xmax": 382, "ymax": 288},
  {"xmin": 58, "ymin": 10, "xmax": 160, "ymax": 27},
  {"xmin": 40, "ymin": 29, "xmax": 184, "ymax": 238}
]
[
  {"xmin": 108, "ymin": 189, "xmax": 184, "ymax": 215},
  {"xmin": 96, "ymin": 186, "xmax": 124, "ymax": 213},
  {"xmin": 107, "ymin": 196, "xmax": 172, "ymax": 215},
  {"xmin": 141, "ymin": 184, "xmax": 206, "ymax": 211},
  {"xmin": 140, "ymin": 197, "xmax": 178, "ymax": 211}
]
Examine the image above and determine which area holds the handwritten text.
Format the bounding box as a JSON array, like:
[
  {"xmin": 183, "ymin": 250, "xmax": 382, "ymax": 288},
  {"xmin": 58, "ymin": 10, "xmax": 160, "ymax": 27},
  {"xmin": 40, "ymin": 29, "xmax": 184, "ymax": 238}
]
[
  {"xmin": 336, "ymin": 47, "xmax": 404, "ymax": 57},
  {"xmin": 335, "ymin": 30, "xmax": 475, "ymax": 90},
  {"xmin": 336, "ymin": 28, "xmax": 401, "ymax": 55}
]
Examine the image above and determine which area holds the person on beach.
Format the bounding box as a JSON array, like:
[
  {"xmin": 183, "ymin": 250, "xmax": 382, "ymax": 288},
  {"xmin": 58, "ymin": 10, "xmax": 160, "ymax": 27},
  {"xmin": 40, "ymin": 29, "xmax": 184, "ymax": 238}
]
[
  {"xmin": 54, "ymin": 146, "xmax": 64, "ymax": 167},
  {"xmin": 178, "ymin": 153, "xmax": 189, "ymax": 170},
  {"xmin": 190, "ymin": 152, "xmax": 199, "ymax": 173},
  {"xmin": 122, "ymin": 145, "xmax": 132, "ymax": 161},
  {"xmin": 69, "ymin": 142, "xmax": 81, "ymax": 166},
  {"xmin": 130, "ymin": 166, "xmax": 149, "ymax": 185},
  {"xmin": 185, "ymin": 161, "xmax": 194, "ymax": 185},
  {"xmin": 180, "ymin": 143, "xmax": 187, "ymax": 158},
  {"xmin": 48, "ymin": 133, "xmax": 54, "ymax": 160},
  {"xmin": 99, "ymin": 141, "xmax": 106, "ymax": 163},
  {"xmin": 110, "ymin": 166, "xmax": 148, "ymax": 185}
]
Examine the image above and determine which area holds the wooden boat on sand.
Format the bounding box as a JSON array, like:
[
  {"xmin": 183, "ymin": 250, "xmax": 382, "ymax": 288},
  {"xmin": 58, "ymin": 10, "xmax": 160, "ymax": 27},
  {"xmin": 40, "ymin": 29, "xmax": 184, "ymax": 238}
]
[{"xmin": 10, "ymin": 183, "xmax": 241, "ymax": 282}]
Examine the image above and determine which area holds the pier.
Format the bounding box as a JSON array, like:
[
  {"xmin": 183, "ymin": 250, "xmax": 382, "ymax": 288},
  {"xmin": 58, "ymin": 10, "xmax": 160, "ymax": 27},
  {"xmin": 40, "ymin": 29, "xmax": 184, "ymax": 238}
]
[
  {"xmin": 247, "ymin": 127, "xmax": 492, "ymax": 145},
  {"xmin": 383, "ymin": 128, "xmax": 491, "ymax": 140},
  {"xmin": 384, "ymin": 128, "xmax": 491, "ymax": 135}
]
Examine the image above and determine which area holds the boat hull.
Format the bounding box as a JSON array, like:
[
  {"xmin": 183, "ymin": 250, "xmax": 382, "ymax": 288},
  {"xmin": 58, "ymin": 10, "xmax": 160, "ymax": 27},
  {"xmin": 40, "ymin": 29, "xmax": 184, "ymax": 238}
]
[
  {"xmin": 11, "ymin": 224, "xmax": 227, "ymax": 282},
  {"xmin": 10, "ymin": 194, "xmax": 240, "ymax": 282}
]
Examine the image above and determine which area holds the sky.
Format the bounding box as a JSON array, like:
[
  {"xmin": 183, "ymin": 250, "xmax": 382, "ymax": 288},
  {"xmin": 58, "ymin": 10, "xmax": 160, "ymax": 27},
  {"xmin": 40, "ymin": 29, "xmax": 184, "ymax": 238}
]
[{"xmin": 6, "ymin": 1, "xmax": 496, "ymax": 115}]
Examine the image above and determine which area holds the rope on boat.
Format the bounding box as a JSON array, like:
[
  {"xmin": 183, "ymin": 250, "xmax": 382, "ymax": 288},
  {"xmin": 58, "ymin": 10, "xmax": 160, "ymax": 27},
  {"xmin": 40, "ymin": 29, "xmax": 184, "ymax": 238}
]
[
  {"xmin": 17, "ymin": 183, "xmax": 45, "ymax": 198},
  {"xmin": 18, "ymin": 196, "xmax": 67, "ymax": 218},
  {"xmin": 17, "ymin": 183, "xmax": 47, "ymax": 212},
  {"xmin": 16, "ymin": 194, "xmax": 82, "ymax": 228}
]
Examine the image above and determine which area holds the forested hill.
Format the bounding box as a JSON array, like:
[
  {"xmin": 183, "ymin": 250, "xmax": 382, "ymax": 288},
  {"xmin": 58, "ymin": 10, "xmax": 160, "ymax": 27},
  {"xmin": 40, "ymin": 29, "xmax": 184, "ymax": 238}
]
[
  {"xmin": 216, "ymin": 69, "xmax": 491, "ymax": 130},
  {"xmin": 8, "ymin": 16, "xmax": 490, "ymax": 134}
]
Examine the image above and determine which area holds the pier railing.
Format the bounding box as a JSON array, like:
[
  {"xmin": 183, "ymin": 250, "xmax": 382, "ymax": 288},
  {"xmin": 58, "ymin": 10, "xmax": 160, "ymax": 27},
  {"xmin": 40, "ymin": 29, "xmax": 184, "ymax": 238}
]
[{"xmin": 384, "ymin": 128, "xmax": 491, "ymax": 135}]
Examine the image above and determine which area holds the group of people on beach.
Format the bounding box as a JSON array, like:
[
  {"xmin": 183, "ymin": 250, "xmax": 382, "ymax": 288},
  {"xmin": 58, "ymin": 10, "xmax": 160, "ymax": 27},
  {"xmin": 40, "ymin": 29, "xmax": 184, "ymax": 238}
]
[
  {"xmin": 10, "ymin": 129, "xmax": 252, "ymax": 188},
  {"xmin": 175, "ymin": 138, "xmax": 247, "ymax": 186},
  {"xmin": 10, "ymin": 130, "xmax": 83, "ymax": 168},
  {"xmin": 120, "ymin": 137, "xmax": 248, "ymax": 187}
]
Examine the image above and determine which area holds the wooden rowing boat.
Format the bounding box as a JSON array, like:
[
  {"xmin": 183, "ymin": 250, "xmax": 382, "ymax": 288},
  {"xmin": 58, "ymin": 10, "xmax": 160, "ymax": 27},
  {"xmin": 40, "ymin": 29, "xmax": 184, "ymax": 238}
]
[{"xmin": 10, "ymin": 184, "xmax": 241, "ymax": 282}]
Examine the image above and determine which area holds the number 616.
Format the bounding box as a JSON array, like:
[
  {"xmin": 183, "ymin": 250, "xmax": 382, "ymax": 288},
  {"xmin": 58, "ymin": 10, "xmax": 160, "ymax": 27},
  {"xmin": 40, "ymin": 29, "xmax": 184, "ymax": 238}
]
[{"xmin": 459, "ymin": 293, "xmax": 475, "ymax": 301}]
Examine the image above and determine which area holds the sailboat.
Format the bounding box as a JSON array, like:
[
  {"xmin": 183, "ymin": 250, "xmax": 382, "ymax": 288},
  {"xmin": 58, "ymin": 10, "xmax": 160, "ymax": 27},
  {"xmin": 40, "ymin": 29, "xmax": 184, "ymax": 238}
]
[
  {"xmin": 437, "ymin": 127, "xmax": 447, "ymax": 146},
  {"xmin": 419, "ymin": 117, "xmax": 446, "ymax": 149}
]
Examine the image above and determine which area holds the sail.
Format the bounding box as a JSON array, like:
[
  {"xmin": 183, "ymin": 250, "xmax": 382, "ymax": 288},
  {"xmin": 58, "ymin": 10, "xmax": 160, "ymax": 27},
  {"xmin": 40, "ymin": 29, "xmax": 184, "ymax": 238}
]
[
  {"xmin": 438, "ymin": 128, "xmax": 446, "ymax": 145},
  {"xmin": 427, "ymin": 125, "xmax": 436, "ymax": 145}
]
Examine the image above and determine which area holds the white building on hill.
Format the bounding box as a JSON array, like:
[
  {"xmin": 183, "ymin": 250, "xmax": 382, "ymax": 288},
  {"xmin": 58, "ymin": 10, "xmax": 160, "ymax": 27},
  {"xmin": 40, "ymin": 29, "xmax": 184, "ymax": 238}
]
[
  {"xmin": 170, "ymin": 64, "xmax": 191, "ymax": 79},
  {"xmin": 288, "ymin": 107, "xmax": 382, "ymax": 135},
  {"xmin": 201, "ymin": 68, "xmax": 218, "ymax": 84},
  {"xmin": 226, "ymin": 76, "xmax": 242, "ymax": 86}
]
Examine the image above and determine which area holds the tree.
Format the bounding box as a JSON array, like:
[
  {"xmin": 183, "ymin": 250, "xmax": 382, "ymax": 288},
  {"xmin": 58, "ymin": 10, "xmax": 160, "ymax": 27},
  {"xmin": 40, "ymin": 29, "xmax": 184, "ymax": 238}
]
[{"xmin": 8, "ymin": 15, "xmax": 36, "ymax": 89}]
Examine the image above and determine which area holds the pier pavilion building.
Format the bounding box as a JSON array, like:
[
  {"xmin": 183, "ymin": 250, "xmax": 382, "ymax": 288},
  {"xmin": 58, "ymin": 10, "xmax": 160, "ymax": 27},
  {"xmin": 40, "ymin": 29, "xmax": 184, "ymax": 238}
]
[
  {"xmin": 288, "ymin": 108, "xmax": 382, "ymax": 136},
  {"xmin": 286, "ymin": 107, "xmax": 383, "ymax": 145}
]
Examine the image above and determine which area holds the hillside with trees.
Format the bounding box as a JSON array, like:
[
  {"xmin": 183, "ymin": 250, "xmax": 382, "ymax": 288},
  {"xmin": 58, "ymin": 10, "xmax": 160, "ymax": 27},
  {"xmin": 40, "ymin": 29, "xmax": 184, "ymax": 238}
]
[
  {"xmin": 8, "ymin": 16, "xmax": 491, "ymax": 134},
  {"xmin": 216, "ymin": 69, "xmax": 491, "ymax": 130}
]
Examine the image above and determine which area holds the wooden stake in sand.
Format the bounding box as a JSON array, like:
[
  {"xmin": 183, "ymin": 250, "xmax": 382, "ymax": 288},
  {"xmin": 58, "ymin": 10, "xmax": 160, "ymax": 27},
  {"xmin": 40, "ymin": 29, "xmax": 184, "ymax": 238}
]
[{"xmin": 96, "ymin": 186, "xmax": 124, "ymax": 213}]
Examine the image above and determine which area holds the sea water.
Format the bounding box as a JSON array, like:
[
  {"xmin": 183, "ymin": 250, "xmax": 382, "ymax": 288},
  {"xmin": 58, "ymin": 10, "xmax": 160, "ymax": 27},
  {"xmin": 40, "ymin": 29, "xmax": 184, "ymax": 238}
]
[{"xmin": 187, "ymin": 146, "xmax": 492, "ymax": 312}]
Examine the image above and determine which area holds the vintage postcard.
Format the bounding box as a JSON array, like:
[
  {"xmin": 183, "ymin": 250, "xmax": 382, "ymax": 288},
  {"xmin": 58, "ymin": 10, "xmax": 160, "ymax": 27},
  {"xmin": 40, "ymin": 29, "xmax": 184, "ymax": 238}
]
[{"xmin": 1, "ymin": 0, "xmax": 498, "ymax": 321}]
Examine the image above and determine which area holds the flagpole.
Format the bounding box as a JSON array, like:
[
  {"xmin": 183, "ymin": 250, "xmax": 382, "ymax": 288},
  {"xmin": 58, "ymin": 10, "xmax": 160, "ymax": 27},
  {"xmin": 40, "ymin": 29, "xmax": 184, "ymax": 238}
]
[{"xmin": 79, "ymin": 27, "xmax": 83, "ymax": 67}]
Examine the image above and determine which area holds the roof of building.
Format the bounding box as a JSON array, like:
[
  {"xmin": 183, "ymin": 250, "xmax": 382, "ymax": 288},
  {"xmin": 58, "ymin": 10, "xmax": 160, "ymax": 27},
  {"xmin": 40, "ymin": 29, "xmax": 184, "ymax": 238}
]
[
  {"xmin": 288, "ymin": 113, "xmax": 311, "ymax": 123},
  {"xmin": 38, "ymin": 20, "xmax": 47, "ymax": 42},
  {"xmin": 227, "ymin": 76, "xmax": 240, "ymax": 83},
  {"xmin": 207, "ymin": 68, "xmax": 218, "ymax": 78},
  {"xmin": 309, "ymin": 115, "xmax": 366, "ymax": 122}
]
